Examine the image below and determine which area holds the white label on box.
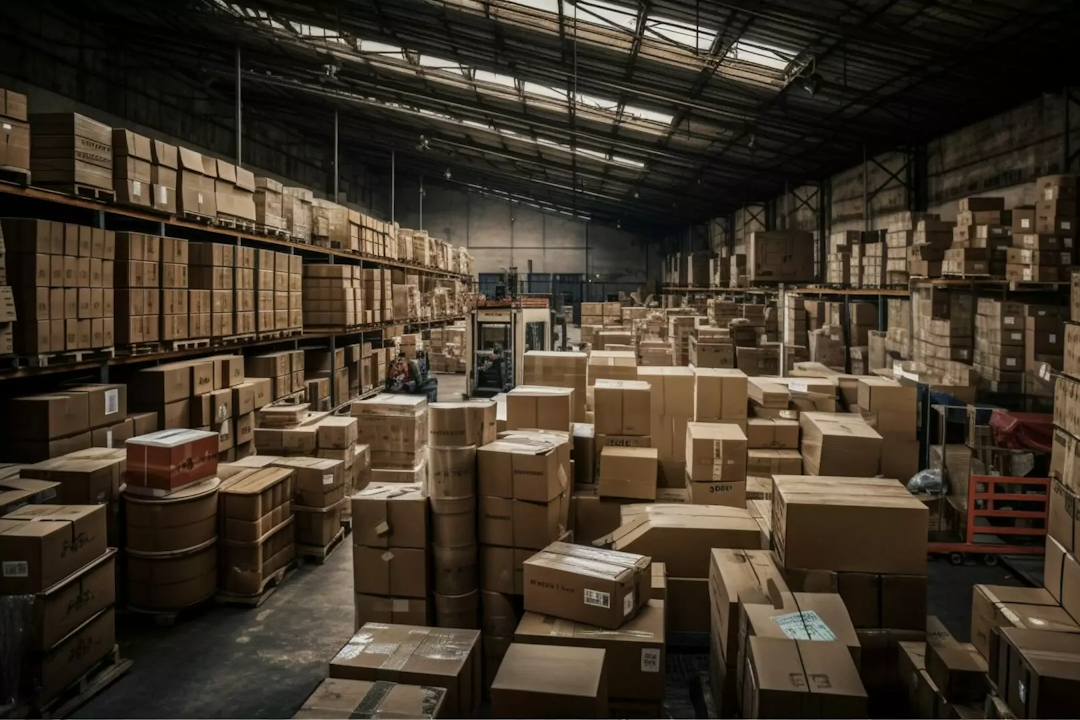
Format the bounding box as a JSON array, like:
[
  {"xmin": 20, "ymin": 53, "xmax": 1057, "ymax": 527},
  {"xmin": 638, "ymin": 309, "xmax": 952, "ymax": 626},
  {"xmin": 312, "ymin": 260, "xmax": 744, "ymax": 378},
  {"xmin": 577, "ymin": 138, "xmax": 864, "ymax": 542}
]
[
  {"xmin": 197, "ymin": 192, "xmax": 204, "ymax": 204},
  {"xmin": 1051, "ymin": 334, "xmax": 1058, "ymax": 343},
  {"xmin": 1040, "ymin": 363, "xmax": 1052, "ymax": 382},
  {"xmin": 1022, "ymin": 218, "xmax": 1032, "ymax": 228},
  {"xmin": 2, "ymin": 561, "xmax": 28, "ymax": 577},
  {"xmin": 1006, "ymin": 358, "xmax": 1017, "ymax": 367},
  {"xmin": 323, "ymin": 473, "xmax": 334, "ymax": 486},
  {"xmin": 392, "ymin": 599, "xmax": 410, "ymax": 612},
  {"xmin": 133, "ymin": 180, "xmax": 142, "ymax": 197},
  {"xmin": 1019, "ymin": 681, "xmax": 1027, "ymax": 703},
  {"xmin": 1004, "ymin": 317, "xmax": 1015, "ymax": 325},
  {"xmin": 219, "ymin": 419, "xmax": 230, "ymax": 438},
  {"xmin": 1067, "ymin": 238, "xmax": 1075, "ymax": 249},
  {"xmin": 1, "ymin": 123, "xmax": 10, "ymax": 131},
  {"xmin": 105, "ymin": 389, "xmax": 120, "ymax": 415},
  {"xmin": 159, "ymin": 186, "xmax": 168, "ymax": 203},
  {"xmin": 1011, "ymin": 333, "xmax": 1022, "ymax": 341},
  {"xmin": 772, "ymin": 610, "xmax": 837, "ymax": 641},
  {"xmin": 1045, "ymin": 189, "xmax": 1054, "ymax": 200},
  {"xmin": 381, "ymin": 551, "xmax": 394, "ymax": 561},
  {"xmin": 641, "ymin": 648, "xmax": 661, "ymax": 673},
  {"xmin": 1065, "ymin": 221, "xmax": 1074, "ymax": 230},
  {"xmin": 106, "ymin": 431, "xmax": 113, "ymax": 449},
  {"xmin": 584, "ymin": 588, "xmax": 610, "ymax": 609},
  {"xmin": 623, "ymin": 590, "xmax": 635, "ymax": 616},
  {"xmin": 789, "ymin": 381, "xmax": 808, "ymax": 393},
  {"xmin": 216, "ymin": 403, "xmax": 228, "ymax": 422}
]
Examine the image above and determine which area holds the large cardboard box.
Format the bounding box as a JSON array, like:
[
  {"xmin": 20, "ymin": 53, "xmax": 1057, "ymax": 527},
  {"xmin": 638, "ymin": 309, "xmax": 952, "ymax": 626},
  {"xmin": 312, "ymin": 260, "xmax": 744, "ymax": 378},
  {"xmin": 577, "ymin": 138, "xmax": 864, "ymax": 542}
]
[
  {"xmin": 745, "ymin": 418, "xmax": 800, "ymax": 449},
  {"xmin": 856, "ymin": 377, "xmax": 916, "ymax": 437},
  {"xmin": 293, "ymin": 678, "xmax": 446, "ymax": 720},
  {"xmin": 772, "ymin": 476, "xmax": 928, "ymax": 575},
  {"xmin": 926, "ymin": 618, "xmax": 988, "ymax": 702},
  {"xmin": 125, "ymin": 429, "xmax": 219, "ymax": 494},
  {"xmin": 5, "ymin": 393, "xmax": 90, "ymax": 441},
  {"xmin": 799, "ymin": 412, "xmax": 882, "ymax": 476},
  {"xmin": 996, "ymin": 627, "xmax": 1080, "ymax": 719},
  {"xmin": 598, "ymin": 446, "xmax": 657, "ymax": 500},
  {"xmin": 970, "ymin": 584, "xmax": 1078, "ymax": 662},
  {"xmin": 572, "ymin": 486, "xmax": 629, "ymax": 545},
  {"xmin": 0, "ymin": 504, "xmax": 107, "ymax": 594},
  {"xmin": 739, "ymin": 591, "xmax": 862, "ymax": 675},
  {"xmin": 514, "ymin": 600, "xmax": 665, "ymax": 703},
  {"xmin": 593, "ymin": 379, "xmax": 651, "ymax": 436},
  {"xmin": 686, "ymin": 422, "xmax": 748, "ymax": 482},
  {"xmin": 709, "ymin": 549, "xmax": 789, "ymax": 665},
  {"xmin": 743, "ymin": 636, "xmax": 867, "ymax": 717},
  {"xmin": 505, "ymin": 386, "xmax": 574, "ymax": 433},
  {"xmin": 329, "ymin": 623, "xmax": 481, "ymax": 718},
  {"xmin": 478, "ymin": 433, "xmax": 570, "ymax": 503},
  {"xmin": 491, "ymin": 643, "xmax": 607, "ymax": 719},
  {"xmin": 694, "ymin": 368, "xmax": 748, "ymax": 421},
  {"xmin": 27, "ymin": 548, "xmax": 116, "ymax": 652},
  {"xmin": 350, "ymin": 482, "xmax": 427, "ymax": 548},
  {"xmin": 523, "ymin": 541, "xmax": 650, "ymax": 629},
  {"xmin": 747, "ymin": 230, "xmax": 816, "ymax": 283},
  {"xmin": 607, "ymin": 504, "xmax": 762, "ymax": 578},
  {"xmin": 352, "ymin": 394, "xmax": 428, "ymax": 469}
]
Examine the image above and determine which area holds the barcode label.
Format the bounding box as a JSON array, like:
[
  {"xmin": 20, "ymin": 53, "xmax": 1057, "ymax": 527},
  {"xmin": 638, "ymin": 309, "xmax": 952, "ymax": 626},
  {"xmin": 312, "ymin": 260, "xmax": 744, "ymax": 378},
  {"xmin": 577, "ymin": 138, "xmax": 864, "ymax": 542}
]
[
  {"xmin": 584, "ymin": 589, "xmax": 610, "ymax": 609},
  {"xmin": 104, "ymin": 389, "xmax": 120, "ymax": 415},
  {"xmin": 1006, "ymin": 359, "xmax": 1016, "ymax": 367},
  {"xmin": 1022, "ymin": 218, "xmax": 1031, "ymax": 228},
  {"xmin": 1004, "ymin": 317, "xmax": 1015, "ymax": 325},
  {"xmin": 623, "ymin": 590, "xmax": 635, "ymax": 616},
  {"xmin": 1011, "ymin": 333, "xmax": 1022, "ymax": 341},
  {"xmin": 772, "ymin": 610, "xmax": 836, "ymax": 641},
  {"xmin": 789, "ymin": 381, "xmax": 808, "ymax": 393},
  {"xmin": 1064, "ymin": 221, "xmax": 1073, "ymax": 230},
  {"xmin": 133, "ymin": 181, "xmax": 142, "ymax": 197},
  {"xmin": 323, "ymin": 474, "xmax": 335, "ymax": 486},
  {"xmin": 106, "ymin": 431, "xmax": 113, "ymax": 449},
  {"xmin": 641, "ymin": 648, "xmax": 661, "ymax": 673},
  {"xmin": 2, "ymin": 561, "xmax": 28, "ymax": 578}
]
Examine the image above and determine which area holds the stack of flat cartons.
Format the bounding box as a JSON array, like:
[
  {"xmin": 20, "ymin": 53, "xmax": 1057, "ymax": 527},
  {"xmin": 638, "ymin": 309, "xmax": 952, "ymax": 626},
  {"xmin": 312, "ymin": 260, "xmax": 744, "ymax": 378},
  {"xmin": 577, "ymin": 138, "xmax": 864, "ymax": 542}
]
[
  {"xmin": 282, "ymin": 187, "xmax": 313, "ymax": 242},
  {"xmin": 217, "ymin": 465, "xmax": 296, "ymax": 598},
  {"xmin": 245, "ymin": 349, "xmax": 305, "ymax": 401},
  {"xmin": 478, "ymin": 431, "xmax": 570, "ymax": 604},
  {"xmin": 0, "ymin": 87, "xmax": 29, "ymax": 177},
  {"xmin": 856, "ymin": 378, "xmax": 918, "ymax": 482},
  {"xmin": 270, "ymin": 453, "xmax": 346, "ymax": 552},
  {"xmin": 1010, "ymin": 174, "xmax": 1078, "ymax": 282},
  {"xmin": 515, "ymin": 542, "xmax": 662, "ymax": 715},
  {"xmin": 914, "ymin": 285, "xmax": 974, "ymax": 383},
  {"xmin": 636, "ymin": 367, "xmax": 694, "ymax": 489},
  {"xmin": 30, "ymin": 112, "xmax": 112, "ymax": 194},
  {"xmin": 254, "ymin": 178, "xmax": 285, "ymax": 232},
  {"xmin": 799, "ymin": 412, "xmax": 882, "ymax": 477},
  {"xmin": 885, "ymin": 229, "xmax": 913, "ymax": 286},
  {"xmin": 226, "ymin": 246, "xmax": 253, "ymax": 337},
  {"xmin": 909, "ymin": 217, "xmax": 953, "ymax": 278},
  {"xmin": 427, "ymin": 402, "xmax": 495, "ymax": 630},
  {"xmin": 685, "ymin": 421, "xmax": 747, "ymax": 507},
  {"xmin": 311, "ymin": 199, "xmax": 351, "ymax": 251},
  {"xmin": 111, "ymin": 129, "xmax": 153, "ymax": 210},
  {"xmin": 974, "ymin": 299, "xmax": 1026, "ymax": 394},
  {"xmin": 303, "ymin": 264, "xmax": 362, "ymax": 329},
  {"xmin": 745, "ymin": 417, "xmax": 800, "ymax": 492},
  {"xmin": 306, "ymin": 347, "xmax": 350, "ymax": 408},
  {"xmin": 114, "ymin": 231, "xmax": 160, "ymax": 346},
  {"xmin": 159, "ymin": 237, "xmax": 190, "ymax": 342},
  {"xmin": 148, "ymin": 139, "xmax": 177, "ymax": 214},
  {"xmin": 593, "ymin": 379, "xmax": 656, "ymax": 501},
  {"xmin": 351, "ymin": 483, "xmax": 430, "ymax": 629},
  {"xmin": 2, "ymin": 219, "xmax": 114, "ymax": 353},
  {"xmin": 353, "ymin": 394, "xmax": 429, "ymax": 484},
  {"xmin": 188, "ymin": 242, "xmax": 234, "ymax": 339},
  {"xmin": 212, "ymin": 160, "xmax": 257, "ymax": 225},
  {"xmin": 886, "ymin": 298, "xmax": 912, "ymax": 361},
  {"xmin": 0, "ymin": 503, "xmax": 116, "ymax": 709},
  {"xmin": 771, "ymin": 476, "xmax": 928, "ymax": 710},
  {"xmin": 747, "ymin": 231, "xmax": 815, "ymax": 282},
  {"xmin": 861, "ymin": 235, "xmax": 886, "ymax": 288},
  {"xmin": 175, "ymin": 147, "xmax": 217, "ymax": 219}
]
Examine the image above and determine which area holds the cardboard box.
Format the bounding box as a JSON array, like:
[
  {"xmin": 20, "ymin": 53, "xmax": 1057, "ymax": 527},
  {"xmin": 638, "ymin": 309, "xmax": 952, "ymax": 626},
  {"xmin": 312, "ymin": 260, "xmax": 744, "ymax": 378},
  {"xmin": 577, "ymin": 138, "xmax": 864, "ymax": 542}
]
[
  {"xmin": 772, "ymin": 476, "xmax": 928, "ymax": 575},
  {"xmin": 514, "ymin": 599, "xmax": 665, "ymax": 702},
  {"xmin": 746, "ymin": 449, "xmax": 802, "ymax": 478},
  {"xmin": 0, "ymin": 477, "xmax": 61, "ymax": 516},
  {"xmin": 5, "ymin": 393, "xmax": 89, "ymax": 441},
  {"xmin": 329, "ymin": 623, "xmax": 481, "ymax": 718},
  {"xmin": 505, "ymin": 386, "xmax": 575, "ymax": 433},
  {"xmin": 996, "ymin": 627, "xmax": 1080, "ymax": 719},
  {"xmin": 970, "ymin": 584, "xmax": 1078, "ymax": 662},
  {"xmin": 523, "ymin": 541, "xmax": 650, "ymax": 629},
  {"xmin": 799, "ymin": 412, "xmax": 882, "ymax": 476},
  {"xmin": 926, "ymin": 617, "xmax": 988, "ymax": 702},
  {"xmin": 572, "ymin": 486, "xmax": 629, "ymax": 545},
  {"xmin": 857, "ymin": 377, "xmax": 917, "ymax": 437},
  {"xmin": 745, "ymin": 418, "xmax": 800, "ymax": 449},
  {"xmin": 491, "ymin": 643, "xmax": 607, "ymax": 719},
  {"xmin": 686, "ymin": 422, "xmax": 748, "ymax": 482},
  {"xmin": 593, "ymin": 379, "xmax": 651, "ymax": 436},
  {"xmin": 25, "ymin": 606, "xmax": 115, "ymax": 704},
  {"xmin": 125, "ymin": 429, "xmax": 219, "ymax": 494},
  {"xmin": 293, "ymin": 678, "xmax": 446, "ymax": 720},
  {"xmin": 685, "ymin": 478, "xmax": 746, "ymax": 507},
  {"xmin": 0, "ymin": 504, "xmax": 107, "ymax": 594},
  {"xmin": 350, "ymin": 482, "xmax": 427, "ymax": 548},
  {"xmin": 477, "ymin": 433, "xmax": 570, "ymax": 503},
  {"xmin": 694, "ymin": 368, "xmax": 748, "ymax": 421},
  {"xmin": 598, "ymin": 446, "xmax": 658, "ymax": 500},
  {"xmin": 743, "ymin": 636, "xmax": 867, "ymax": 718},
  {"xmin": 709, "ymin": 549, "xmax": 789, "ymax": 665}
]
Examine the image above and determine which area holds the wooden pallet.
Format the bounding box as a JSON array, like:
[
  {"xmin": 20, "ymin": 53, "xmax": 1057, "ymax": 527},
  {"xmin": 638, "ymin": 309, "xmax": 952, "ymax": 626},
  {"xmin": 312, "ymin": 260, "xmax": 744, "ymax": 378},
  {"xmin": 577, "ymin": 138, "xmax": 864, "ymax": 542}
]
[
  {"xmin": 125, "ymin": 596, "xmax": 214, "ymax": 628},
  {"xmin": 340, "ymin": 515, "xmax": 353, "ymax": 536},
  {"xmin": 165, "ymin": 337, "xmax": 212, "ymax": 352},
  {"xmin": 217, "ymin": 216, "xmax": 257, "ymax": 233},
  {"xmin": 255, "ymin": 329, "xmax": 299, "ymax": 341},
  {"xmin": 215, "ymin": 560, "xmax": 296, "ymax": 608},
  {"xmin": 36, "ymin": 183, "xmax": 116, "ymax": 203},
  {"xmin": 123, "ymin": 342, "xmax": 163, "ymax": 357},
  {"xmin": 24, "ymin": 645, "xmax": 132, "ymax": 720},
  {"xmin": 257, "ymin": 224, "xmax": 290, "ymax": 240},
  {"xmin": 297, "ymin": 527, "xmax": 346, "ymax": 565},
  {"xmin": 180, "ymin": 211, "xmax": 215, "ymax": 225},
  {"xmin": 0, "ymin": 165, "xmax": 31, "ymax": 187},
  {"xmin": 7, "ymin": 346, "xmax": 115, "ymax": 369},
  {"xmin": 220, "ymin": 333, "xmax": 256, "ymax": 345}
]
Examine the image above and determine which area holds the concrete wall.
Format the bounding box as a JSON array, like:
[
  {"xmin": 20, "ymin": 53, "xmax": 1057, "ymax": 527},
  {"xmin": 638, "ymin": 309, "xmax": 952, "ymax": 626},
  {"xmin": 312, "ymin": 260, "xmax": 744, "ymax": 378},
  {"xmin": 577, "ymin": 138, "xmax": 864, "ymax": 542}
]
[{"xmin": 392, "ymin": 180, "xmax": 661, "ymax": 281}]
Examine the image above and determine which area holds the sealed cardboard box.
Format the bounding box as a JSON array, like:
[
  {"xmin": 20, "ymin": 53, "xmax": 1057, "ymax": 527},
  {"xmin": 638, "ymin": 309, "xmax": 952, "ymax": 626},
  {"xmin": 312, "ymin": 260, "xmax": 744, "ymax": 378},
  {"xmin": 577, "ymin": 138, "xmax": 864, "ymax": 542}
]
[
  {"xmin": 505, "ymin": 386, "xmax": 575, "ymax": 433},
  {"xmin": 293, "ymin": 678, "xmax": 446, "ymax": 720},
  {"xmin": 997, "ymin": 627, "xmax": 1080, "ymax": 719},
  {"xmin": 353, "ymin": 594, "xmax": 431, "ymax": 632},
  {"xmin": 0, "ymin": 477, "xmax": 60, "ymax": 516},
  {"xmin": 709, "ymin": 549, "xmax": 789, "ymax": 665},
  {"xmin": 694, "ymin": 368, "xmax": 749, "ymax": 421},
  {"xmin": 598, "ymin": 446, "xmax": 657, "ymax": 500},
  {"xmin": 514, "ymin": 599, "xmax": 665, "ymax": 703},
  {"xmin": 478, "ymin": 433, "xmax": 569, "ymax": 503},
  {"xmin": 523, "ymin": 541, "xmax": 650, "ymax": 629},
  {"xmin": 28, "ymin": 548, "xmax": 116, "ymax": 652},
  {"xmin": 125, "ymin": 429, "xmax": 219, "ymax": 494},
  {"xmin": 746, "ymin": 449, "xmax": 802, "ymax": 478},
  {"xmin": 970, "ymin": 584, "xmax": 1077, "ymax": 662},
  {"xmin": 593, "ymin": 379, "xmax": 651, "ymax": 436},
  {"xmin": 0, "ymin": 504, "xmax": 107, "ymax": 594},
  {"xmin": 739, "ymin": 591, "xmax": 862, "ymax": 674},
  {"xmin": 572, "ymin": 486, "xmax": 628, "ymax": 545},
  {"xmin": 743, "ymin": 636, "xmax": 867, "ymax": 718},
  {"xmin": 799, "ymin": 412, "xmax": 882, "ymax": 476},
  {"xmin": 745, "ymin": 418, "xmax": 800, "ymax": 449},
  {"xmin": 27, "ymin": 606, "xmax": 116, "ymax": 704},
  {"xmin": 329, "ymin": 623, "xmax": 481, "ymax": 717},
  {"xmin": 686, "ymin": 422, "xmax": 748, "ymax": 482},
  {"xmin": 353, "ymin": 543, "xmax": 428, "ymax": 598},
  {"xmin": 684, "ymin": 478, "xmax": 746, "ymax": 508},
  {"xmin": 772, "ymin": 476, "xmax": 927, "ymax": 575},
  {"xmin": 926, "ymin": 618, "xmax": 987, "ymax": 702},
  {"xmin": 5, "ymin": 393, "xmax": 89, "ymax": 441},
  {"xmin": 491, "ymin": 643, "xmax": 608, "ymax": 719},
  {"xmin": 350, "ymin": 482, "xmax": 427, "ymax": 548}
]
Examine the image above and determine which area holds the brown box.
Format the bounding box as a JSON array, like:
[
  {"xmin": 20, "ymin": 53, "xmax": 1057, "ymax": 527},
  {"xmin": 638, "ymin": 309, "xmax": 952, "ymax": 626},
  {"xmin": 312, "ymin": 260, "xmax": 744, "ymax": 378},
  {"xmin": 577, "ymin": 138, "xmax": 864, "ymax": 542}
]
[
  {"xmin": 477, "ymin": 433, "xmax": 570, "ymax": 503},
  {"xmin": 926, "ymin": 617, "xmax": 987, "ymax": 702},
  {"xmin": 505, "ymin": 386, "xmax": 574, "ymax": 433},
  {"xmin": 743, "ymin": 636, "xmax": 867, "ymax": 718},
  {"xmin": 491, "ymin": 644, "xmax": 607, "ymax": 719},
  {"xmin": 523, "ymin": 541, "xmax": 650, "ymax": 629},
  {"xmin": 593, "ymin": 379, "xmax": 651, "ymax": 436},
  {"xmin": 745, "ymin": 418, "xmax": 800, "ymax": 449},
  {"xmin": 329, "ymin": 623, "xmax": 481, "ymax": 718},
  {"xmin": 709, "ymin": 549, "xmax": 789, "ymax": 665},
  {"xmin": 693, "ymin": 368, "xmax": 749, "ymax": 421},
  {"xmin": 5, "ymin": 392, "xmax": 89, "ymax": 441},
  {"xmin": 294, "ymin": 678, "xmax": 446, "ymax": 720},
  {"xmin": 970, "ymin": 584, "xmax": 1077, "ymax": 662},
  {"xmin": 124, "ymin": 428, "xmax": 219, "ymax": 495},
  {"xmin": 996, "ymin": 627, "xmax": 1080, "ymax": 719},
  {"xmin": 598, "ymin": 446, "xmax": 658, "ymax": 501},
  {"xmin": 686, "ymin": 421, "xmax": 748, "ymax": 482},
  {"xmin": 0, "ymin": 504, "xmax": 107, "ymax": 593},
  {"xmin": 350, "ymin": 482, "xmax": 427, "ymax": 548},
  {"xmin": 799, "ymin": 412, "xmax": 882, "ymax": 476}
]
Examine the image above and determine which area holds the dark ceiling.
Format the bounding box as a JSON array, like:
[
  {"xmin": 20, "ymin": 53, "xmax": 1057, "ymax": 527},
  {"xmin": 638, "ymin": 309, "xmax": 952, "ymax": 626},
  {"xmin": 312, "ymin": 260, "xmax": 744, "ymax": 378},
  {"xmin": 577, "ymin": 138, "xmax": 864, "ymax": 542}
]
[{"xmin": 9, "ymin": 0, "xmax": 1080, "ymax": 227}]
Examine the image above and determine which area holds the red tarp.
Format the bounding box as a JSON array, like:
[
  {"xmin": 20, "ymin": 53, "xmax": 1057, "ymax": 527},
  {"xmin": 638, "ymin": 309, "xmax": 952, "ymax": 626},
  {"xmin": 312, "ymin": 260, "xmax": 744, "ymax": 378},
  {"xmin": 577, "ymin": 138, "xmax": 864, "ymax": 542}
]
[{"xmin": 989, "ymin": 410, "xmax": 1053, "ymax": 453}]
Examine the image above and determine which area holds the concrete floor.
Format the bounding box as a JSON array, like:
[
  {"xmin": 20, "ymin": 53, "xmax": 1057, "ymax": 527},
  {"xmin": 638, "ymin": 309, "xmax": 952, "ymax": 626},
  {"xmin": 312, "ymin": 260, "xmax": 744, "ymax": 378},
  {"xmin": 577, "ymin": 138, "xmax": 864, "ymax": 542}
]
[{"xmin": 76, "ymin": 370, "xmax": 1029, "ymax": 718}]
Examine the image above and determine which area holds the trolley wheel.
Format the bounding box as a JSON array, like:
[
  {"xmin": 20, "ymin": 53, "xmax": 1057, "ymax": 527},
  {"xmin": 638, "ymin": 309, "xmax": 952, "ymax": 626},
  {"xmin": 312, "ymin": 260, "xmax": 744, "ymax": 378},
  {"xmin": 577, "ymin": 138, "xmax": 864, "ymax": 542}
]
[
  {"xmin": 948, "ymin": 552, "xmax": 965, "ymax": 566},
  {"xmin": 983, "ymin": 554, "xmax": 999, "ymax": 567}
]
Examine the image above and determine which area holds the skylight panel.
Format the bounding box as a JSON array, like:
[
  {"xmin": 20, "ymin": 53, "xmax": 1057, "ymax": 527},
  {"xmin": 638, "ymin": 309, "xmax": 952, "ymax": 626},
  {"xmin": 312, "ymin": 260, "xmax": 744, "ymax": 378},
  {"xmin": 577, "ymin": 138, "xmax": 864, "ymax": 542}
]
[
  {"xmin": 730, "ymin": 40, "xmax": 791, "ymax": 70},
  {"xmin": 419, "ymin": 54, "xmax": 465, "ymax": 74},
  {"xmin": 523, "ymin": 82, "xmax": 567, "ymax": 101},
  {"xmin": 505, "ymin": 0, "xmax": 560, "ymax": 12},
  {"xmin": 575, "ymin": 92, "xmax": 618, "ymax": 111},
  {"xmin": 358, "ymin": 40, "xmax": 406, "ymax": 57},
  {"xmin": 576, "ymin": 0, "xmax": 638, "ymax": 33},
  {"xmin": 623, "ymin": 104, "xmax": 674, "ymax": 125},
  {"xmin": 649, "ymin": 17, "xmax": 716, "ymax": 52},
  {"xmin": 475, "ymin": 69, "xmax": 517, "ymax": 88},
  {"xmin": 612, "ymin": 155, "xmax": 646, "ymax": 169}
]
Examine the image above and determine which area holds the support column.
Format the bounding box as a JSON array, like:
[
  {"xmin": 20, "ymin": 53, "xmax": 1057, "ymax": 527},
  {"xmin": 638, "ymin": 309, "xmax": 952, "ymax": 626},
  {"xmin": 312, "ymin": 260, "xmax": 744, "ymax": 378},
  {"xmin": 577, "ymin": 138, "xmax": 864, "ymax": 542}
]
[{"xmin": 235, "ymin": 46, "xmax": 242, "ymax": 166}]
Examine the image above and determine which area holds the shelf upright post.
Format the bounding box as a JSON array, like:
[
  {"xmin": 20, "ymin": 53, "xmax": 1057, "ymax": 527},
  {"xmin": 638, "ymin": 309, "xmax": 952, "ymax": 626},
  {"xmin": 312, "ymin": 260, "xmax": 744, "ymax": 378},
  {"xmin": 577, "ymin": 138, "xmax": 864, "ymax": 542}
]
[
  {"xmin": 333, "ymin": 110, "xmax": 339, "ymax": 201},
  {"xmin": 235, "ymin": 45, "xmax": 242, "ymax": 166}
]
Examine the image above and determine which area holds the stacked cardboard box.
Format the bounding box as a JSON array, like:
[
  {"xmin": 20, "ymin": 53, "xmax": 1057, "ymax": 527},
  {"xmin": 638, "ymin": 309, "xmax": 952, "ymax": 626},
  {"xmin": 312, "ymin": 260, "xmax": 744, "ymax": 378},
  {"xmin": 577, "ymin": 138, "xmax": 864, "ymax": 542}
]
[
  {"xmin": 304, "ymin": 264, "xmax": 362, "ymax": 329},
  {"xmin": 885, "ymin": 229, "xmax": 913, "ymax": 286},
  {"xmin": 217, "ymin": 465, "xmax": 296, "ymax": 597},
  {"xmin": 269, "ymin": 451, "xmax": 347, "ymax": 551},
  {"xmin": 505, "ymin": 386, "xmax": 574, "ymax": 434},
  {"xmin": 148, "ymin": 139, "xmax": 177, "ymax": 214},
  {"xmin": 685, "ymin": 422, "xmax": 747, "ymax": 507},
  {"xmin": 909, "ymin": 217, "xmax": 953, "ymax": 278},
  {"xmin": 635, "ymin": 367, "xmax": 691, "ymax": 489},
  {"xmin": 111, "ymin": 129, "xmax": 152, "ymax": 210},
  {"xmin": 914, "ymin": 286, "xmax": 973, "ymax": 381},
  {"xmin": 353, "ymin": 393, "xmax": 428, "ymax": 483},
  {"xmin": 861, "ymin": 236, "xmax": 886, "ymax": 288},
  {"xmin": 311, "ymin": 199, "xmax": 351, "ymax": 251},
  {"xmin": 245, "ymin": 350, "xmax": 304, "ymax": 401},
  {"xmin": 254, "ymin": 177, "xmax": 285, "ymax": 232},
  {"xmin": 799, "ymin": 412, "xmax": 882, "ymax": 477},
  {"xmin": 212, "ymin": 161, "xmax": 257, "ymax": 224},
  {"xmin": 176, "ymin": 147, "xmax": 217, "ymax": 218},
  {"xmin": 856, "ymin": 378, "xmax": 918, "ymax": 482},
  {"xmin": 159, "ymin": 237, "xmax": 190, "ymax": 342},
  {"xmin": 1010, "ymin": 174, "xmax": 1078, "ymax": 282},
  {"xmin": 586, "ymin": 350, "xmax": 636, "ymax": 411},
  {"xmin": 593, "ymin": 379, "xmax": 656, "ymax": 501},
  {"xmin": 885, "ymin": 298, "xmax": 912, "ymax": 361},
  {"xmin": 0, "ymin": 503, "xmax": 116, "ymax": 708},
  {"xmin": 0, "ymin": 87, "xmax": 29, "ymax": 177},
  {"xmin": 772, "ymin": 476, "xmax": 928, "ymax": 707},
  {"xmin": 188, "ymin": 242, "xmax": 234, "ymax": 339},
  {"xmin": 688, "ymin": 326, "xmax": 734, "ymax": 368},
  {"xmin": 114, "ymin": 231, "xmax": 160, "ymax": 346},
  {"xmin": 747, "ymin": 231, "xmax": 815, "ymax": 283},
  {"xmin": 745, "ymin": 417, "xmax": 800, "ymax": 491},
  {"xmin": 2, "ymin": 219, "xmax": 115, "ymax": 353},
  {"xmin": 30, "ymin": 112, "xmax": 112, "ymax": 193},
  {"xmin": 295, "ymin": 678, "xmax": 446, "ymax": 719},
  {"xmin": 479, "ymin": 431, "xmax": 570, "ymax": 600},
  {"xmin": 282, "ymin": 187, "xmax": 313, "ymax": 242},
  {"xmin": 305, "ymin": 347, "xmax": 350, "ymax": 408},
  {"xmin": 428, "ymin": 324, "xmax": 466, "ymax": 373}
]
